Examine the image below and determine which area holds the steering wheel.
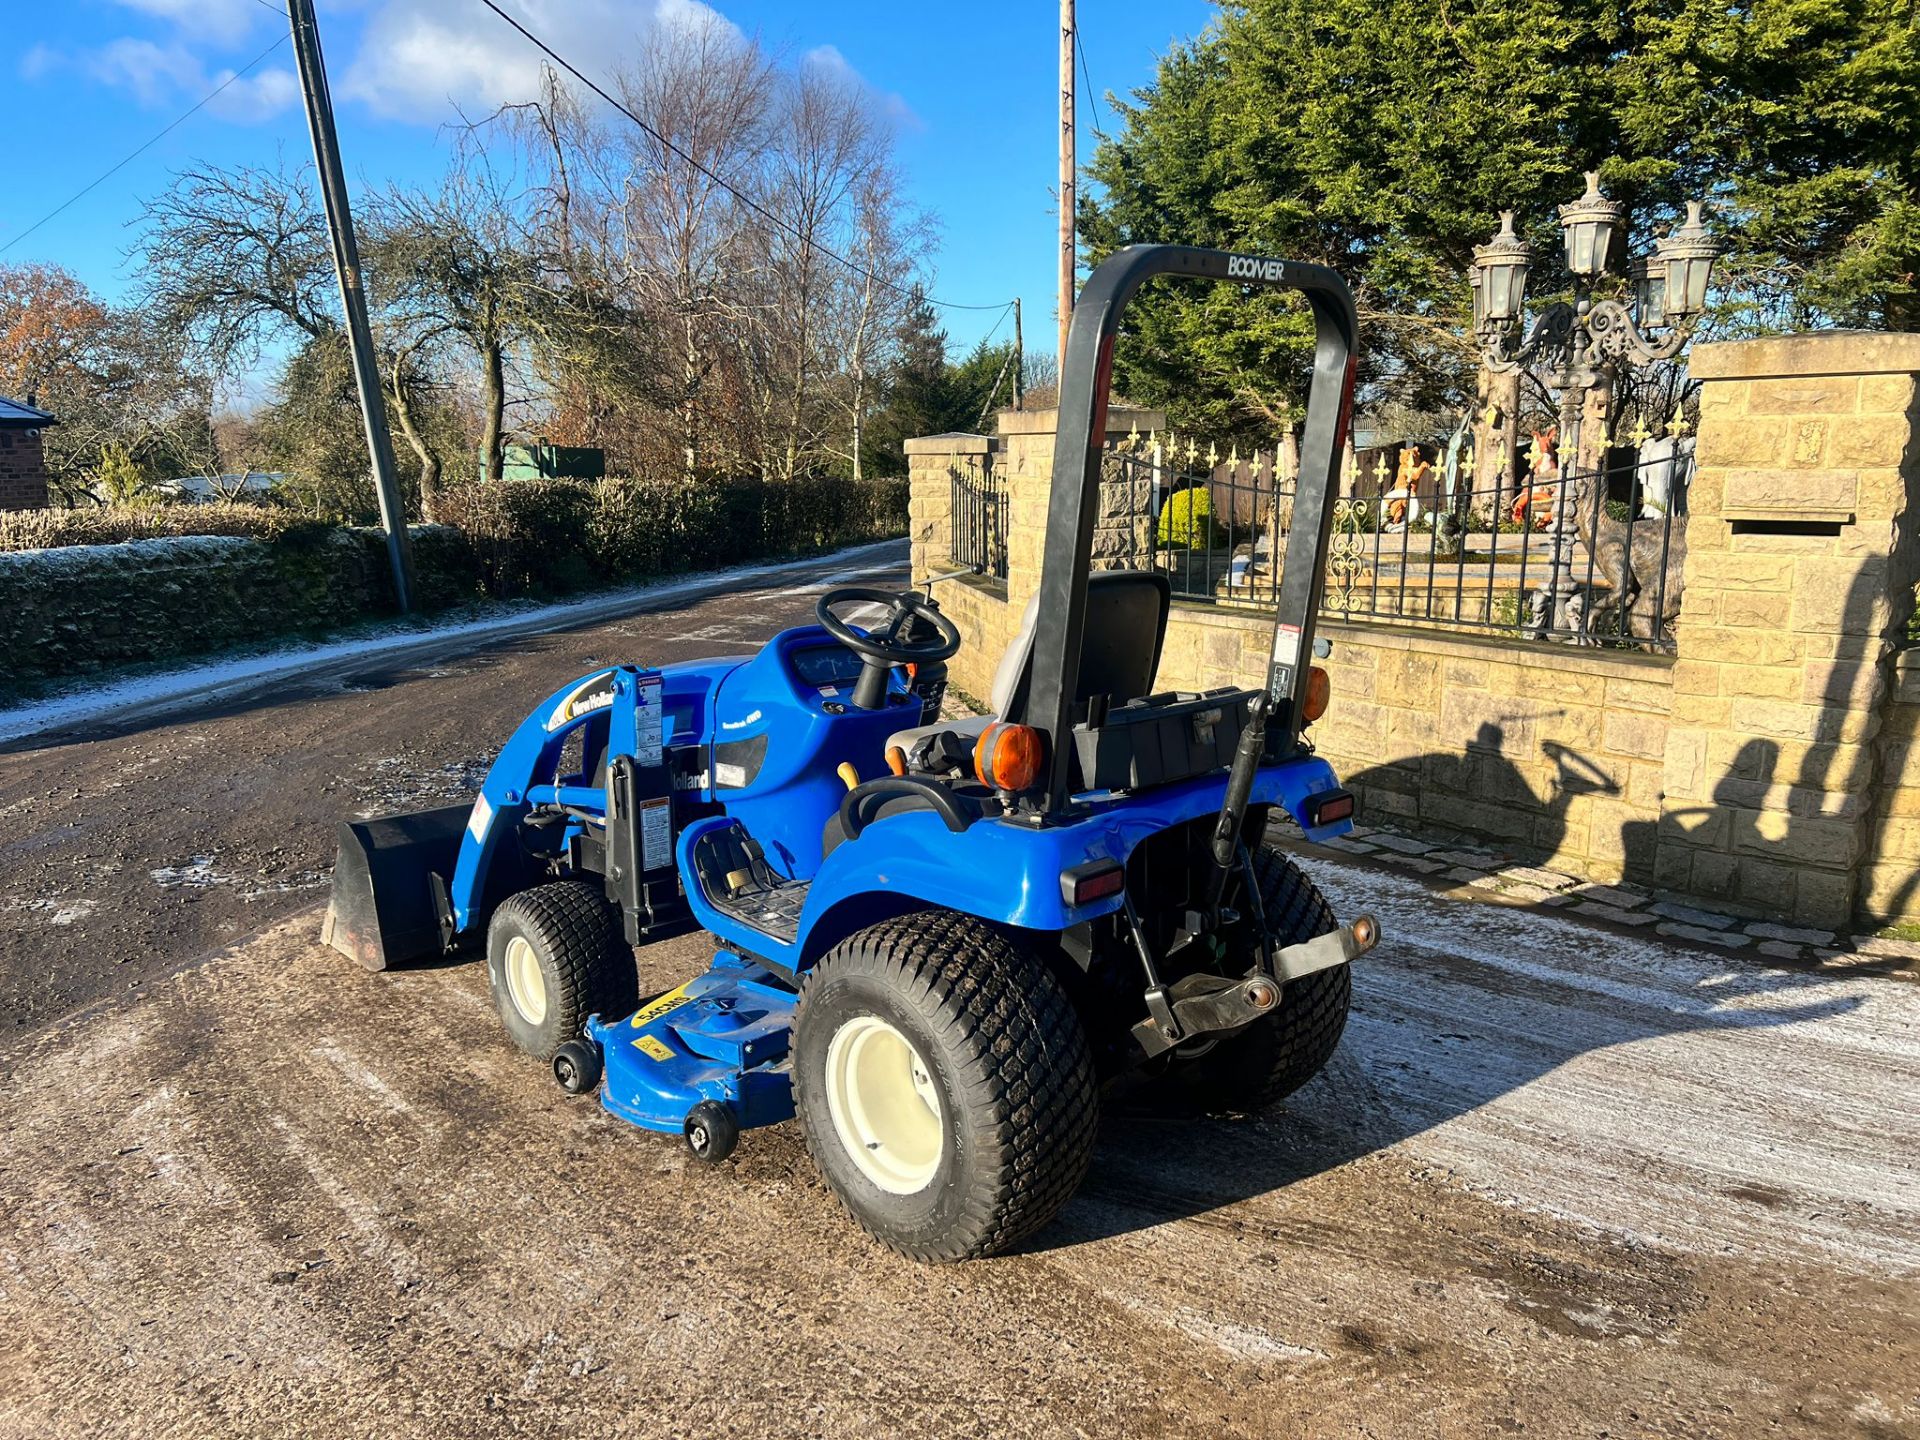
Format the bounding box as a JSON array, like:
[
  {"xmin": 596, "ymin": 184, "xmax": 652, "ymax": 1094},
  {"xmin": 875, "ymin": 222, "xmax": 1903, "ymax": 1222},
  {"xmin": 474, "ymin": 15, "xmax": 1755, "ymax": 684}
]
[{"xmin": 815, "ymin": 586, "xmax": 962, "ymax": 710}]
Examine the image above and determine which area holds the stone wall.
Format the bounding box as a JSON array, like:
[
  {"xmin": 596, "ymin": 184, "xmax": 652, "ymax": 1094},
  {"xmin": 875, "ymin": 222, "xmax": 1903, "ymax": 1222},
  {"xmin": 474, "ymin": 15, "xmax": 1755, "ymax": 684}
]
[
  {"xmin": 0, "ymin": 428, "xmax": 50, "ymax": 510},
  {"xmin": 1865, "ymin": 652, "xmax": 1920, "ymax": 924},
  {"xmin": 1659, "ymin": 333, "xmax": 1920, "ymax": 928},
  {"xmin": 904, "ymin": 407, "xmax": 1163, "ymax": 707},
  {"xmin": 1156, "ymin": 607, "xmax": 1671, "ymax": 885},
  {"xmin": 908, "ymin": 340, "xmax": 1920, "ymax": 931}
]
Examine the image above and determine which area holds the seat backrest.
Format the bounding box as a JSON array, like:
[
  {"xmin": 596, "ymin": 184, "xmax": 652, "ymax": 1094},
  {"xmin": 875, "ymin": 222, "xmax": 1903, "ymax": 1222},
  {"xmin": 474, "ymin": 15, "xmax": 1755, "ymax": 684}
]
[{"xmin": 991, "ymin": 569, "xmax": 1171, "ymax": 718}]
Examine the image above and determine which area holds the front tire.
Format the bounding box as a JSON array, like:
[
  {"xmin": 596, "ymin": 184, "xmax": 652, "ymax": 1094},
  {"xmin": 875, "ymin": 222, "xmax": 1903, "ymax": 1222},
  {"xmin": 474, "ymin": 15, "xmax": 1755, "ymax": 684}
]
[
  {"xmin": 486, "ymin": 881, "xmax": 634, "ymax": 1062},
  {"xmin": 1170, "ymin": 846, "xmax": 1351, "ymax": 1113},
  {"xmin": 793, "ymin": 911, "xmax": 1098, "ymax": 1262}
]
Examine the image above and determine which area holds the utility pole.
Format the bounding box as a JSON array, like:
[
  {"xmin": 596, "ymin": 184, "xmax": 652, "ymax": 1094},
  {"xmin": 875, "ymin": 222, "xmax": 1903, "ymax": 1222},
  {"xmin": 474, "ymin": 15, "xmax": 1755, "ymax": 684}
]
[
  {"xmin": 288, "ymin": 0, "xmax": 414, "ymax": 612},
  {"xmin": 1058, "ymin": 0, "xmax": 1075, "ymax": 371},
  {"xmin": 1012, "ymin": 297, "xmax": 1025, "ymax": 411}
]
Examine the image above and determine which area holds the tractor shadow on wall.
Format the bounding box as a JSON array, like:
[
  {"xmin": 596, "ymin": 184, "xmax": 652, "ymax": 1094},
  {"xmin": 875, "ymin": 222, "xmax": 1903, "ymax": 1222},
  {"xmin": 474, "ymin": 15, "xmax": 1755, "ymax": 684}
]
[{"xmin": 1039, "ymin": 723, "xmax": 1870, "ymax": 1252}]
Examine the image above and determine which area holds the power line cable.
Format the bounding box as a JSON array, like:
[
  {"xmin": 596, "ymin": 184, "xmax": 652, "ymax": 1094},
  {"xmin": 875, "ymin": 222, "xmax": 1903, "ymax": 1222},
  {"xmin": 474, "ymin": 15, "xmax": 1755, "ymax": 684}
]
[
  {"xmin": 1076, "ymin": 32, "xmax": 1111, "ymax": 141},
  {"xmin": 963, "ymin": 300, "xmax": 1019, "ymax": 422},
  {"xmin": 473, "ymin": 0, "xmax": 1013, "ymax": 314},
  {"xmin": 1, "ymin": 32, "xmax": 291, "ymax": 256}
]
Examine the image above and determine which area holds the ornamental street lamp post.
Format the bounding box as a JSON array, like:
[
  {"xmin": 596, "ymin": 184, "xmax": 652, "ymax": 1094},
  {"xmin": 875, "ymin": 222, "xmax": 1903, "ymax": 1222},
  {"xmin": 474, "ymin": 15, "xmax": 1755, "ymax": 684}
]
[{"xmin": 1471, "ymin": 174, "xmax": 1720, "ymax": 637}]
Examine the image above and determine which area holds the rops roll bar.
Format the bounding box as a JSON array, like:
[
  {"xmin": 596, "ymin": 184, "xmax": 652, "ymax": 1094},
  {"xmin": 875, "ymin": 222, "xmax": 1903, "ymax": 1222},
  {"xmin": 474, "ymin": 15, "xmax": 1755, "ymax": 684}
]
[{"xmin": 1011, "ymin": 244, "xmax": 1359, "ymax": 817}]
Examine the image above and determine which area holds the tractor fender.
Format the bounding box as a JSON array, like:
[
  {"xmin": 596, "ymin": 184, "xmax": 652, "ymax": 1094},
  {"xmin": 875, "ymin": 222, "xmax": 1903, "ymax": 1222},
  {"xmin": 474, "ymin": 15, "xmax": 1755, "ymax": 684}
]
[{"xmin": 681, "ymin": 754, "xmax": 1349, "ymax": 972}]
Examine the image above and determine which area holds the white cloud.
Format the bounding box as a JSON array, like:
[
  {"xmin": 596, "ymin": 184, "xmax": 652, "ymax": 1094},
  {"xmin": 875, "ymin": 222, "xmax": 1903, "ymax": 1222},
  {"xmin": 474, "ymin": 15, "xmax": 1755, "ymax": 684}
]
[
  {"xmin": 801, "ymin": 42, "xmax": 918, "ymax": 131},
  {"xmin": 19, "ymin": 44, "xmax": 62, "ymax": 83},
  {"xmin": 24, "ymin": 0, "xmax": 894, "ymax": 137},
  {"xmin": 110, "ymin": 0, "xmax": 264, "ymax": 47},
  {"xmin": 79, "ymin": 38, "xmax": 298, "ymax": 123},
  {"xmin": 339, "ymin": 0, "xmax": 727, "ymax": 123},
  {"xmin": 88, "ymin": 38, "xmax": 206, "ymax": 109},
  {"xmin": 208, "ymin": 66, "xmax": 301, "ymax": 124}
]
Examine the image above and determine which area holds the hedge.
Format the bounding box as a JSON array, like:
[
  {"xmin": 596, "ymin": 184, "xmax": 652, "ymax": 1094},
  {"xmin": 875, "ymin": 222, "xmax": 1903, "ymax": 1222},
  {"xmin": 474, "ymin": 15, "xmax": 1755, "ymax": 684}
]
[
  {"xmin": 1157, "ymin": 486, "xmax": 1221, "ymax": 549},
  {"xmin": 436, "ymin": 474, "xmax": 910, "ymax": 598},
  {"xmin": 0, "ymin": 525, "xmax": 478, "ymax": 694},
  {"xmin": 0, "ymin": 474, "xmax": 908, "ymax": 695},
  {"xmin": 0, "ymin": 504, "xmax": 319, "ymax": 552}
]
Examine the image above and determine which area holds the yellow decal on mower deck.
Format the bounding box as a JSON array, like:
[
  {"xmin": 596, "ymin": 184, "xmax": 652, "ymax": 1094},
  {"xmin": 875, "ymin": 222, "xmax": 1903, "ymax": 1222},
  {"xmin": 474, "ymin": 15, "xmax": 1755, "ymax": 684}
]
[
  {"xmin": 629, "ymin": 983, "xmax": 692, "ymax": 1028},
  {"xmin": 634, "ymin": 1034, "xmax": 674, "ymax": 1062}
]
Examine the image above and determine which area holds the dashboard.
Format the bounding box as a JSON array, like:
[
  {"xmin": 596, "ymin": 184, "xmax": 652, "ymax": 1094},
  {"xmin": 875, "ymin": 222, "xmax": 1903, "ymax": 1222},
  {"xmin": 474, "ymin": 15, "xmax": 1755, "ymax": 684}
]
[{"xmin": 788, "ymin": 642, "xmax": 867, "ymax": 691}]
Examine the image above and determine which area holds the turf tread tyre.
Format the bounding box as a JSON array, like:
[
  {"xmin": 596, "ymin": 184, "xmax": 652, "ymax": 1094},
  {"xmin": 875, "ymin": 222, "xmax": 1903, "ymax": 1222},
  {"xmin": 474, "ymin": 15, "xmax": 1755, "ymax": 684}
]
[
  {"xmin": 793, "ymin": 911, "xmax": 1098, "ymax": 1263},
  {"xmin": 486, "ymin": 881, "xmax": 633, "ymax": 1061},
  {"xmin": 1174, "ymin": 846, "xmax": 1350, "ymax": 1112}
]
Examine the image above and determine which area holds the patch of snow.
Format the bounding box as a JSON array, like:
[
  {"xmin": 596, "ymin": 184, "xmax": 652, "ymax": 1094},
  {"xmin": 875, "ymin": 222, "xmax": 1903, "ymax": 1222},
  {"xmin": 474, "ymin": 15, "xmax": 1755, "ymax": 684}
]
[
  {"xmin": 1, "ymin": 896, "xmax": 96, "ymax": 926},
  {"xmin": 241, "ymin": 871, "xmax": 329, "ymax": 902},
  {"xmin": 150, "ymin": 857, "xmax": 236, "ymax": 889}
]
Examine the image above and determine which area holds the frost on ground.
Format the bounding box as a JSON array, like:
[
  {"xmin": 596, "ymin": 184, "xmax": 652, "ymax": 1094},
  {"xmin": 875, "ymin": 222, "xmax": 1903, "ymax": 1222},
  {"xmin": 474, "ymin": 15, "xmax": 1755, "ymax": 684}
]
[
  {"xmin": 356, "ymin": 755, "xmax": 490, "ymax": 815},
  {"xmin": 149, "ymin": 857, "xmax": 235, "ymax": 889},
  {"xmin": 149, "ymin": 856, "xmax": 328, "ymax": 902},
  {"xmin": 1, "ymin": 896, "xmax": 96, "ymax": 927},
  {"xmin": 1296, "ymin": 851, "xmax": 1920, "ymax": 1275}
]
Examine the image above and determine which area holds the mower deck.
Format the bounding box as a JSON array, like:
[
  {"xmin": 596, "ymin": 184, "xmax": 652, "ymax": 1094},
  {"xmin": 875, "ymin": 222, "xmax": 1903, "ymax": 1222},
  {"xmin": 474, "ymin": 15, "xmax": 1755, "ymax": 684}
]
[{"xmin": 588, "ymin": 950, "xmax": 797, "ymax": 1137}]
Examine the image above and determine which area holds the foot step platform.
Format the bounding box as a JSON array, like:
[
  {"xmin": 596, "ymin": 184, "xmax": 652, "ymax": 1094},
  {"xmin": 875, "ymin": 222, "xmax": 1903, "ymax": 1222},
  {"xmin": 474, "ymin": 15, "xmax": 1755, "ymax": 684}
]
[{"xmin": 690, "ymin": 822, "xmax": 810, "ymax": 945}]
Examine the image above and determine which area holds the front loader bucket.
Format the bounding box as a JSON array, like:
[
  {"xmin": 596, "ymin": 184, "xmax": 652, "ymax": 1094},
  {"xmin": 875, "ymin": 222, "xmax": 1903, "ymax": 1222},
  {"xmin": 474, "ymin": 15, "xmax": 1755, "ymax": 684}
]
[{"xmin": 322, "ymin": 803, "xmax": 471, "ymax": 971}]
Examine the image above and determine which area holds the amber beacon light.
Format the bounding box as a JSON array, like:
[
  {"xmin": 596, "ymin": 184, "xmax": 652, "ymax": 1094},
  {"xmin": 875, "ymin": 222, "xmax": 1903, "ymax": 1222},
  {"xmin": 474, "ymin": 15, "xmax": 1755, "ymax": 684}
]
[
  {"xmin": 973, "ymin": 721, "xmax": 1045, "ymax": 793},
  {"xmin": 1303, "ymin": 665, "xmax": 1331, "ymax": 723}
]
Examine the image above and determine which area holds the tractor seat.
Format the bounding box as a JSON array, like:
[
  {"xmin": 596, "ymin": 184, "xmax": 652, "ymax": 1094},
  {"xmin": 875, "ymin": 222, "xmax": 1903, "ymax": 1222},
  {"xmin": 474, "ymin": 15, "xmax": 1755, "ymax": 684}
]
[{"xmin": 886, "ymin": 570, "xmax": 1171, "ymax": 765}]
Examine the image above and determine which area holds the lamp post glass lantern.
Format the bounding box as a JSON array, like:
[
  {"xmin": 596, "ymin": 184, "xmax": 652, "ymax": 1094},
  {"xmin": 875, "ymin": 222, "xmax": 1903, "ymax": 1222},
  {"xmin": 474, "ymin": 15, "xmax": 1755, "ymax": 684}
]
[
  {"xmin": 1557, "ymin": 171, "xmax": 1623, "ymax": 279},
  {"xmin": 1470, "ymin": 170, "xmax": 1720, "ymax": 644},
  {"xmin": 1631, "ymin": 256, "xmax": 1666, "ymax": 329},
  {"xmin": 1472, "ymin": 211, "xmax": 1532, "ymax": 332},
  {"xmin": 1656, "ymin": 200, "xmax": 1717, "ymax": 321}
]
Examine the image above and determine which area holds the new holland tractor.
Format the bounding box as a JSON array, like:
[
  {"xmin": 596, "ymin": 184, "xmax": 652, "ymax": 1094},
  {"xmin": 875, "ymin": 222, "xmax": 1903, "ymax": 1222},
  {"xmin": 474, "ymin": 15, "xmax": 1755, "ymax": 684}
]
[{"xmin": 323, "ymin": 244, "xmax": 1379, "ymax": 1262}]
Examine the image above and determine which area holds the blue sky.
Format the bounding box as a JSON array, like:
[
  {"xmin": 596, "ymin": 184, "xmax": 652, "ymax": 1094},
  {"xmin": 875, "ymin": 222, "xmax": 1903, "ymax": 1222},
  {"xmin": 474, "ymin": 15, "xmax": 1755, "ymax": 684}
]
[{"xmin": 4, "ymin": 0, "xmax": 1215, "ymax": 365}]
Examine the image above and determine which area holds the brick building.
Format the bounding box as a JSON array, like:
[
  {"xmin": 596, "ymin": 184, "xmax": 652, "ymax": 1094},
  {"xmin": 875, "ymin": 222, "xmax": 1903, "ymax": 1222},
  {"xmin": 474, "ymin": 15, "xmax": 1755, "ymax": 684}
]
[{"xmin": 0, "ymin": 397, "xmax": 54, "ymax": 510}]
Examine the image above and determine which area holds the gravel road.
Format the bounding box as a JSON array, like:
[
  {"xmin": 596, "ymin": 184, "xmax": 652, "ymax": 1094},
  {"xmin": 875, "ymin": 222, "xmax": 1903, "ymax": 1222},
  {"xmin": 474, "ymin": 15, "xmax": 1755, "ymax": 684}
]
[{"xmin": 1, "ymin": 543, "xmax": 1915, "ymax": 1438}]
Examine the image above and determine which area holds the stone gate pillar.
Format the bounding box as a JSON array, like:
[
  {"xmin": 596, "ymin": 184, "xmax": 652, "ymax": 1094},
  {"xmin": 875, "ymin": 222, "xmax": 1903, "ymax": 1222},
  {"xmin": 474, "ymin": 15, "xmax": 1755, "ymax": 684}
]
[{"xmin": 1657, "ymin": 333, "xmax": 1920, "ymax": 929}]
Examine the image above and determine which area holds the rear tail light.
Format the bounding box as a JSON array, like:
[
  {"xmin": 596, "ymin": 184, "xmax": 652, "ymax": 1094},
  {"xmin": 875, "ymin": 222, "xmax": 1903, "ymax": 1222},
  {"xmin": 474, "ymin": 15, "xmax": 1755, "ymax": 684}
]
[
  {"xmin": 1304, "ymin": 788, "xmax": 1355, "ymax": 827},
  {"xmin": 1060, "ymin": 859, "xmax": 1125, "ymax": 906}
]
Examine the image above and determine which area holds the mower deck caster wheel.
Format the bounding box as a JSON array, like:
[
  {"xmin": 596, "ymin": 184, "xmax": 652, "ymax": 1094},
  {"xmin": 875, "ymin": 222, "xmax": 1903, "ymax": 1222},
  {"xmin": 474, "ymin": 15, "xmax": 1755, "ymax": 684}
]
[
  {"xmin": 551, "ymin": 1039, "xmax": 602, "ymax": 1096},
  {"xmin": 684, "ymin": 1101, "xmax": 738, "ymax": 1164}
]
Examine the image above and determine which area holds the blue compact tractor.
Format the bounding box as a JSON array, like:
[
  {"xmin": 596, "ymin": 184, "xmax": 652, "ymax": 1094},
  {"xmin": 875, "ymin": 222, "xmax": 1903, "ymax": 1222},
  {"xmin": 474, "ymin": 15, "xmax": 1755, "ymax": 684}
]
[{"xmin": 324, "ymin": 245, "xmax": 1379, "ymax": 1261}]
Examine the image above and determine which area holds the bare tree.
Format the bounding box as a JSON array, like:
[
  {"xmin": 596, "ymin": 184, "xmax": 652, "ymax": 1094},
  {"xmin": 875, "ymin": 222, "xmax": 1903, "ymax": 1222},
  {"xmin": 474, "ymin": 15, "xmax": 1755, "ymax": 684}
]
[
  {"xmin": 591, "ymin": 13, "xmax": 773, "ymax": 478},
  {"xmin": 370, "ymin": 154, "xmax": 539, "ymax": 494},
  {"xmin": 431, "ymin": 23, "xmax": 941, "ymax": 482},
  {"xmin": 819, "ymin": 166, "xmax": 934, "ymax": 478},
  {"xmin": 134, "ymin": 159, "xmax": 335, "ymax": 370},
  {"xmin": 742, "ymin": 58, "xmax": 881, "ymax": 478}
]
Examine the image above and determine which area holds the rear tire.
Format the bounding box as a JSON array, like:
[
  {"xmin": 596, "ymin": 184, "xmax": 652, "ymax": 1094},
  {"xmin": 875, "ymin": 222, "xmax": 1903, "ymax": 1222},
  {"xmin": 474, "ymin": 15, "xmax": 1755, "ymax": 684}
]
[
  {"xmin": 486, "ymin": 881, "xmax": 634, "ymax": 1062},
  {"xmin": 1170, "ymin": 846, "xmax": 1351, "ymax": 1113},
  {"xmin": 793, "ymin": 911, "xmax": 1098, "ymax": 1262}
]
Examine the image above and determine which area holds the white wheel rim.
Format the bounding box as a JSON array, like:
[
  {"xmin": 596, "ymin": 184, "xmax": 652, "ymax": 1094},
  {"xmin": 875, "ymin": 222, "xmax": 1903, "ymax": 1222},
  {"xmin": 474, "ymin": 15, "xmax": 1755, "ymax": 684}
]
[
  {"xmin": 504, "ymin": 936, "xmax": 548, "ymax": 1025},
  {"xmin": 823, "ymin": 1015, "xmax": 944, "ymax": 1195}
]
